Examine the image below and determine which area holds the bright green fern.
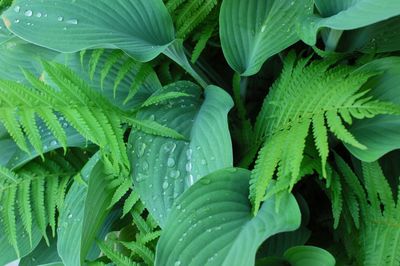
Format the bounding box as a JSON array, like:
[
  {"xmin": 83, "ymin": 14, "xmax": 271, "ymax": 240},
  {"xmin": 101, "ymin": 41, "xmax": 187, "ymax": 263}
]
[
  {"xmin": 334, "ymin": 155, "xmax": 400, "ymax": 266},
  {"xmin": 250, "ymin": 52, "xmax": 400, "ymax": 213},
  {"xmin": 0, "ymin": 150, "xmax": 84, "ymax": 256},
  {"xmin": 0, "ymin": 61, "xmax": 186, "ymax": 169}
]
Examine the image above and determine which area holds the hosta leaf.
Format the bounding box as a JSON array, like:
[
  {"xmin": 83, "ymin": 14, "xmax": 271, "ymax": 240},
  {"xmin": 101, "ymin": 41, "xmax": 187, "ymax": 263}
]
[
  {"xmin": 2, "ymin": 0, "xmax": 175, "ymax": 62},
  {"xmin": 299, "ymin": 0, "xmax": 400, "ymax": 46},
  {"xmin": 0, "ymin": 218, "xmax": 42, "ymax": 266},
  {"xmin": 20, "ymin": 236, "xmax": 61, "ymax": 266},
  {"xmin": 219, "ymin": 0, "xmax": 313, "ymax": 76},
  {"xmin": 0, "ymin": 38, "xmax": 57, "ymax": 83},
  {"xmin": 283, "ymin": 246, "xmax": 336, "ymax": 266},
  {"xmin": 346, "ymin": 57, "xmax": 400, "ymax": 161},
  {"xmin": 57, "ymin": 154, "xmax": 114, "ymax": 266},
  {"xmin": 155, "ymin": 168, "xmax": 301, "ymax": 266},
  {"xmin": 128, "ymin": 81, "xmax": 233, "ymax": 227},
  {"xmin": 337, "ymin": 16, "xmax": 400, "ymax": 54}
]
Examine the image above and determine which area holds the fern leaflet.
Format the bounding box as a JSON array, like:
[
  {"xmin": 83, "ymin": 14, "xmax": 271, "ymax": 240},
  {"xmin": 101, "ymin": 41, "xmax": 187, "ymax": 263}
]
[{"xmin": 250, "ymin": 52, "xmax": 400, "ymax": 213}]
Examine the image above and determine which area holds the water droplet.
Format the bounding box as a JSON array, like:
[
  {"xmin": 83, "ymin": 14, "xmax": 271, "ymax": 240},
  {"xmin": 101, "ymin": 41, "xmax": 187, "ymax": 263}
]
[
  {"xmin": 14, "ymin": 19, "xmax": 20, "ymax": 23},
  {"xmin": 186, "ymin": 148, "xmax": 193, "ymax": 159},
  {"xmin": 57, "ymin": 16, "xmax": 64, "ymax": 22},
  {"xmin": 14, "ymin": 6, "xmax": 20, "ymax": 13},
  {"xmin": 68, "ymin": 213, "xmax": 73, "ymax": 219},
  {"xmin": 174, "ymin": 261, "xmax": 181, "ymax": 266},
  {"xmin": 167, "ymin": 157, "xmax": 175, "ymax": 167},
  {"xmin": 137, "ymin": 143, "xmax": 146, "ymax": 158},
  {"xmin": 142, "ymin": 161, "xmax": 149, "ymax": 171},
  {"xmin": 176, "ymin": 204, "xmax": 182, "ymax": 210},
  {"xmin": 24, "ymin": 10, "xmax": 33, "ymax": 17},
  {"xmin": 149, "ymin": 114, "xmax": 155, "ymax": 121},
  {"xmin": 185, "ymin": 162, "xmax": 192, "ymax": 172},
  {"xmin": 206, "ymin": 228, "xmax": 212, "ymax": 233},
  {"xmin": 36, "ymin": 12, "xmax": 42, "ymax": 18},
  {"xmin": 66, "ymin": 19, "xmax": 78, "ymax": 25},
  {"xmin": 162, "ymin": 181, "xmax": 169, "ymax": 190},
  {"xmin": 170, "ymin": 170, "xmax": 180, "ymax": 179},
  {"xmin": 50, "ymin": 140, "xmax": 58, "ymax": 146}
]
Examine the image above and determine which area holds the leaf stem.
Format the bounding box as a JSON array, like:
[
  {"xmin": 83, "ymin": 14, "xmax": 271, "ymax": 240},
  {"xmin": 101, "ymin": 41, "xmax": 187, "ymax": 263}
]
[{"xmin": 325, "ymin": 29, "xmax": 343, "ymax": 52}]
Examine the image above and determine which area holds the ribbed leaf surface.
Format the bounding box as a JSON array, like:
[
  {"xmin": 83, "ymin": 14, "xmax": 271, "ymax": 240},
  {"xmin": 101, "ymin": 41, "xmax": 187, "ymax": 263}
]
[
  {"xmin": 128, "ymin": 82, "xmax": 233, "ymax": 227},
  {"xmin": 155, "ymin": 168, "xmax": 301, "ymax": 266},
  {"xmin": 219, "ymin": 0, "xmax": 313, "ymax": 76},
  {"xmin": 2, "ymin": 0, "xmax": 175, "ymax": 61}
]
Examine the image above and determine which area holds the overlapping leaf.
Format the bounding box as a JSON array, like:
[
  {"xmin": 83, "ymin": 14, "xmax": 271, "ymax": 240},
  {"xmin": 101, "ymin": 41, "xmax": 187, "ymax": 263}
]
[
  {"xmin": 219, "ymin": 0, "xmax": 313, "ymax": 76},
  {"xmin": 156, "ymin": 168, "xmax": 301, "ymax": 266},
  {"xmin": 128, "ymin": 82, "xmax": 233, "ymax": 227},
  {"xmin": 299, "ymin": 0, "xmax": 400, "ymax": 46},
  {"xmin": 2, "ymin": 0, "xmax": 175, "ymax": 62}
]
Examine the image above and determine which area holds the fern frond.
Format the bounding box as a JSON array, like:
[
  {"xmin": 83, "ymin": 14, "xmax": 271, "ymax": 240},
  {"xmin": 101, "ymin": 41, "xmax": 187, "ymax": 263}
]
[
  {"xmin": 97, "ymin": 241, "xmax": 139, "ymax": 266},
  {"xmin": 122, "ymin": 190, "xmax": 140, "ymax": 217},
  {"xmin": 141, "ymin": 91, "xmax": 191, "ymax": 108},
  {"xmin": 334, "ymin": 155, "xmax": 400, "ymax": 265},
  {"xmin": 330, "ymin": 171, "xmax": 343, "ymax": 229},
  {"xmin": 191, "ymin": 20, "xmax": 216, "ymax": 63},
  {"xmin": 89, "ymin": 49, "xmax": 105, "ymax": 80},
  {"xmin": 124, "ymin": 117, "xmax": 186, "ymax": 140},
  {"xmin": 136, "ymin": 230, "xmax": 162, "ymax": 245},
  {"xmin": 0, "ymin": 153, "xmax": 78, "ymax": 254},
  {"xmin": 2, "ymin": 183, "xmax": 18, "ymax": 256},
  {"xmin": 250, "ymin": 53, "xmax": 399, "ymax": 213},
  {"xmin": 123, "ymin": 63, "xmax": 153, "ymax": 104},
  {"xmin": 100, "ymin": 50, "xmax": 124, "ymax": 90},
  {"xmin": 108, "ymin": 178, "xmax": 131, "ymax": 209},
  {"xmin": 120, "ymin": 241, "xmax": 155, "ymax": 265},
  {"xmin": 17, "ymin": 179, "xmax": 32, "ymax": 245},
  {"xmin": 176, "ymin": 0, "xmax": 218, "ymax": 39},
  {"xmin": 31, "ymin": 175, "xmax": 48, "ymax": 244},
  {"xmin": 166, "ymin": 0, "xmax": 186, "ymax": 13}
]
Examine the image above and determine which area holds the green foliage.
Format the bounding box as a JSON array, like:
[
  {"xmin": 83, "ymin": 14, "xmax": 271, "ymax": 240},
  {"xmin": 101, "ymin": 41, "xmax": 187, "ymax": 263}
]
[
  {"xmin": 333, "ymin": 155, "xmax": 400, "ymax": 265},
  {"xmin": 0, "ymin": 0, "xmax": 400, "ymax": 265},
  {"xmin": 250, "ymin": 52, "xmax": 399, "ymax": 213},
  {"xmin": 0, "ymin": 151, "xmax": 82, "ymax": 256}
]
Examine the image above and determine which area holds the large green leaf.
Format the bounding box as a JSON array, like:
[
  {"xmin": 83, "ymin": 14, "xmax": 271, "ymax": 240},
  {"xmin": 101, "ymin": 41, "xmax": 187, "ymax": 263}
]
[
  {"xmin": 346, "ymin": 57, "xmax": 400, "ymax": 162},
  {"xmin": 0, "ymin": 38, "xmax": 57, "ymax": 83},
  {"xmin": 57, "ymin": 154, "xmax": 114, "ymax": 266},
  {"xmin": 283, "ymin": 246, "xmax": 336, "ymax": 266},
  {"xmin": 299, "ymin": 0, "xmax": 400, "ymax": 46},
  {"xmin": 0, "ymin": 218, "xmax": 42, "ymax": 266},
  {"xmin": 128, "ymin": 82, "xmax": 233, "ymax": 227},
  {"xmin": 219, "ymin": 0, "xmax": 313, "ymax": 76},
  {"xmin": 155, "ymin": 168, "xmax": 301, "ymax": 266},
  {"xmin": 2, "ymin": 0, "xmax": 175, "ymax": 62},
  {"xmin": 19, "ymin": 235, "xmax": 61, "ymax": 266},
  {"xmin": 337, "ymin": 16, "xmax": 400, "ymax": 54}
]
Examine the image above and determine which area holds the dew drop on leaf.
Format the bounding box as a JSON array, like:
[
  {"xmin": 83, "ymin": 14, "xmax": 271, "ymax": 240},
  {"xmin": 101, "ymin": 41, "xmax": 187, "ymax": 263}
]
[
  {"xmin": 66, "ymin": 19, "xmax": 78, "ymax": 25},
  {"xmin": 24, "ymin": 10, "xmax": 33, "ymax": 17},
  {"xmin": 167, "ymin": 157, "xmax": 175, "ymax": 167},
  {"xmin": 162, "ymin": 180, "xmax": 169, "ymax": 189}
]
